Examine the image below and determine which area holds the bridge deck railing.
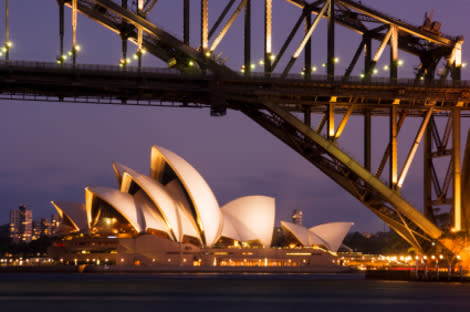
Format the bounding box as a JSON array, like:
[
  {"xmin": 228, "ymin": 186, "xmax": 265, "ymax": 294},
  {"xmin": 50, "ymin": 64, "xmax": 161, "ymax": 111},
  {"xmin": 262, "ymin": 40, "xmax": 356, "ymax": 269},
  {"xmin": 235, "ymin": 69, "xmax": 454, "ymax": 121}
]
[{"xmin": 1, "ymin": 60, "xmax": 469, "ymax": 89}]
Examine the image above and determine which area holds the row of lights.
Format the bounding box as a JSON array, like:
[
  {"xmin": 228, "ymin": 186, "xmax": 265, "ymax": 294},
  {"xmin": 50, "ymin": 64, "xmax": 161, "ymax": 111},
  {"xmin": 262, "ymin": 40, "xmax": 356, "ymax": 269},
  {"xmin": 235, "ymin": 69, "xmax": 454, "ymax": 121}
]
[
  {"xmin": 0, "ymin": 258, "xmax": 53, "ymax": 264},
  {"xmin": 56, "ymin": 45, "xmax": 81, "ymax": 64},
  {"xmin": 240, "ymin": 55, "xmax": 277, "ymax": 73},
  {"xmin": 240, "ymin": 57, "xmax": 406, "ymax": 76},
  {"xmin": 2, "ymin": 42, "xmax": 464, "ymax": 77},
  {"xmin": 240, "ymin": 58, "xmax": 466, "ymax": 76},
  {"xmin": 119, "ymin": 48, "xmax": 147, "ymax": 67},
  {"xmin": 0, "ymin": 41, "xmax": 13, "ymax": 57}
]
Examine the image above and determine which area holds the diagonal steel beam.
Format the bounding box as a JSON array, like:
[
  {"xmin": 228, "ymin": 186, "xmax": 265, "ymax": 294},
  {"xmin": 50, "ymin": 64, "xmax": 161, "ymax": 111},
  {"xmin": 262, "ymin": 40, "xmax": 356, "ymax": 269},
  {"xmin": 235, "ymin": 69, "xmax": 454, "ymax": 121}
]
[
  {"xmin": 210, "ymin": 0, "xmax": 247, "ymax": 52},
  {"xmin": 251, "ymin": 100, "xmax": 442, "ymax": 240},
  {"xmin": 271, "ymin": 11, "xmax": 305, "ymax": 71},
  {"xmin": 398, "ymin": 108, "xmax": 433, "ymax": 188},
  {"xmin": 78, "ymin": 0, "xmax": 234, "ymax": 75},
  {"xmin": 282, "ymin": 0, "xmax": 329, "ymax": 77},
  {"xmin": 209, "ymin": 0, "xmax": 236, "ymax": 39}
]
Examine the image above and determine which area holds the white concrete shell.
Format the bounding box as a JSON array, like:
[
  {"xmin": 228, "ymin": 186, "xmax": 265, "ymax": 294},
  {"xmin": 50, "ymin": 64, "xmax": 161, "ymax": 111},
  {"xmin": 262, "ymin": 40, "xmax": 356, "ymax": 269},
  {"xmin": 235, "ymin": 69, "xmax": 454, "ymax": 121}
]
[
  {"xmin": 165, "ymin": 180, "xmax": 201, "ymax": 243},
  {"xmin": 133, "ymin": 190, "xmax": 172, "ymax": 238},
  {"xmin": 220, "ymin": 212, "xmax": 241, "ymax": 241},
  {"xmin": 150, "ymin": 145, "xmax": 222, "ymax": 246},
  {"xmin": 177, "ymin": 205, "xmax": 203, "ymax": 245},
  {"xmin": 220, "ymin": 196, "xmax": 275, "ymax": 247},
  {"xmin": 281, "ymin": 221, "xmax": 353, "ymax": 252},
  {"xmin": 117, "ymin": 163, "xmax": 182, "ymax": 242},
  {"xmin": 112, "ymin": 162, "xmax": 124, "ymax": 188},
  {"xmin": 51, "ymin": 201, "xmax": 87, "ymax": 232},
  {"xmin": 85, "ymin": 186, "xmax": 142, "ymax": 233},
  {"xmin": 280, "ymin": 221, "xmax": 310, "ymax": 246},
  {"xmin": 309, "ymin": 222, "xmax": 354, "ymax": 252}
]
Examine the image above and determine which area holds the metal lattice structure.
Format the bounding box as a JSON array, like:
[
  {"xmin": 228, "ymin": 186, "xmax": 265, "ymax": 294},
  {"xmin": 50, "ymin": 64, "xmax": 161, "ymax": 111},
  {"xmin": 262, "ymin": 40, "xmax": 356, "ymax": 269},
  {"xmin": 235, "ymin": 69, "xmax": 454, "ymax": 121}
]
[{"xmin": 1, "ymin": 0, "xmax": 470, "ymax": 253}]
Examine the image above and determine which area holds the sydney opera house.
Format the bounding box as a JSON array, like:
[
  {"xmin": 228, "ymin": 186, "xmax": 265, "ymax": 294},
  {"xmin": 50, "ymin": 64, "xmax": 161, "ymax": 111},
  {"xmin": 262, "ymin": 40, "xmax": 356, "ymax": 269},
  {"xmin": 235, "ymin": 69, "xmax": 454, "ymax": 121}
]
[{"xmin": 48, "ymin": 146, "xmax": 353, "ymax": 270}]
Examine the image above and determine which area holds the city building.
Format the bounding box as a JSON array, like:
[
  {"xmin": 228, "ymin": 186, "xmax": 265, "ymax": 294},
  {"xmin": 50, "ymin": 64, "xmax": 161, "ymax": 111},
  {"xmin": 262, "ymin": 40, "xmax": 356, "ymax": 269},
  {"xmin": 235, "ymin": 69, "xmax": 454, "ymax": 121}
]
[
  {"xmin": 48, "ymin": 146, "xmax": 353, "ymax": 269},
  {"xmin": 49, "ymin": 214, "xmax": 61, "ymax": 236},
  {"xmin": 9, "ymin": 205, "xmax": 33, "ymax": 243},
  {"xmin": 32, "ymin": 221, "xmax": 41, "ymax": 240},
  {"xmin": 40, "ymin": 218, "xmax": 51, "ymax": 237},
  {"xmin": 291, "ymin": 209, "xmax": 304, "ymax": 225}
]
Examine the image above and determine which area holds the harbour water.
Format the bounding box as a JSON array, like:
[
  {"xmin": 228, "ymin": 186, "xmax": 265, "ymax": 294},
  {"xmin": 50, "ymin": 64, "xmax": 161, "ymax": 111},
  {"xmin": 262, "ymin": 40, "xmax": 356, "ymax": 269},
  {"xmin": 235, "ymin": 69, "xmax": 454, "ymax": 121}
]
[{"xmin": 0, "ymin": 273, "xmax": 469, "ymax": 311}]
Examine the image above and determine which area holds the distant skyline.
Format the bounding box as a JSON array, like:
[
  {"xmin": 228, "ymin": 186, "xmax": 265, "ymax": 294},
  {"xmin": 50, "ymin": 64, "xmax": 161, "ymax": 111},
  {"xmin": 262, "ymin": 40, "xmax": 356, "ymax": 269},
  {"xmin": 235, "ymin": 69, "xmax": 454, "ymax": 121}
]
[{"xmin": 0, "ymin": 0, "xmax": 469, "ymax": 233}]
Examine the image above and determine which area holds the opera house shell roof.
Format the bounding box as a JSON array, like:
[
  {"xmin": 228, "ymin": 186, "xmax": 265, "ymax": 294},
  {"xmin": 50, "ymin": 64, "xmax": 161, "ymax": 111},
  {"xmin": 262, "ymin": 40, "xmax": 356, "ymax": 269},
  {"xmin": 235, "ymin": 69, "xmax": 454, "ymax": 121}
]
[
  {"xmin": 280, "ymin": 221, "xmax": 354, "ymax": 252},
  {"xmin": 52, "ymin": 146, "xmax": 276, "ymax": 248},
  {"xmin": 52, "ymin": 145, "xmax": 352, "ymax": 251}
]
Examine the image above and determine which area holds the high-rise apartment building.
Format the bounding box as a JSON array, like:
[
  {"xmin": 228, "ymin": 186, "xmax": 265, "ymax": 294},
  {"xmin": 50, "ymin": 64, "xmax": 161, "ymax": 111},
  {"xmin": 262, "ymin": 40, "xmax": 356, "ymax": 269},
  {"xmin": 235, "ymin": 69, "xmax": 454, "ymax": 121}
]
[
  {"xmin": 50, "ymin": 214, "xmax": 61, "ymax": 236},
  {"xmin": 9, "ymin": 205, "xmax": 33, "ymax": 243},
  {"xmin": 291, "ymin": 209, "xmax": 303, "ymax": 226}
]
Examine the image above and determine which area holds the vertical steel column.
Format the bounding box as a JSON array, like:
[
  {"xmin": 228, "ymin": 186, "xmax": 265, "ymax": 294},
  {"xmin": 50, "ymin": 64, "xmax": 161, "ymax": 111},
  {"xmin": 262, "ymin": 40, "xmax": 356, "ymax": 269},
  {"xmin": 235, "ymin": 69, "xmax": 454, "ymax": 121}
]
[
  {"xmin": 264, "ymin": 0, "xmax": 272, "ymax": 74},
  {"xmin": 304, "ymin": 106, "xmax": 311, "ymax": 128},
  {"xmin": 72, "ymin": 0, "xmax": 78, "ymax": 66},
  {"xmin": 364, "ymin": 36, "xmax": 371, "ymax": 81},
  {"xmin": 453, "ymin": 108, "xmax": 462, "ymax": 231},
  {"xmin": 462, "ymin": 129, "xmax": 470, "ymax": 231},
  {"xmin": 137, "ymin": 0, "xmax": 144, "ymax": 15},
  {"xmin": 423, "ymin": 121, "xmax": 434, "ymax": 221},
  {"xmin": 121, "ymin": 0, "xmax": 128, "ymax": 70},
  {"xmin": 390, "ymin": 105, "xmax": 398, "ymax": 189},
  {"xmin": 327, "ymin": 0, "xmax": 335, "ymax": 81},
  {"xmin": 137, "ymin": 28, "xmax": 143, "ymax": 71},
  {"xmin": 5, "ymin": 0, "xmax": 9, "ymax": 61},
  {"xmin": 201, "ymin": 0, "xmax": 208, "ymax": 52},
  {"xmin": 184, "ymin": 0, "xmax": 190, "ymax": 45},
  {"xmin": 304, "ymin": 8, "xmax": 312, "ymax": 79},
  {"xmin": 244, "ymin": 0, "xmax": 251, "ymax": 76},
  {"xmin": 59, "ymin": 1, "xmax": 64, "ymax": 65},
  {"xmin": 389, "ymin": 25, "xmax": 398, "ymax": 82},
  {"xmin": 452, "ymin": 66, "xmax": 462, "ymax": 83},
  {"xmin": 328, "ymin": 99, "xmax": 335, "ymax": 140},
  {"xmin": 364, "ymin": 111, "xmax": 371, "ymax": 171},
  {"xmin": 450, "ymin": 38, "xmax": 463, "ymax": 83}
]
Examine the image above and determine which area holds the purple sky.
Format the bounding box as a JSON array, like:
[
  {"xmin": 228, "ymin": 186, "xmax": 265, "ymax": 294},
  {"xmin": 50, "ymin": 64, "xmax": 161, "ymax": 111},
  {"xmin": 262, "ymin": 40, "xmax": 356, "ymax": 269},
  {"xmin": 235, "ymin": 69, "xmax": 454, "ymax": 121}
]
[{"xmin": 0, "ymin": 0, "xmax": 469, "ymax": 233}]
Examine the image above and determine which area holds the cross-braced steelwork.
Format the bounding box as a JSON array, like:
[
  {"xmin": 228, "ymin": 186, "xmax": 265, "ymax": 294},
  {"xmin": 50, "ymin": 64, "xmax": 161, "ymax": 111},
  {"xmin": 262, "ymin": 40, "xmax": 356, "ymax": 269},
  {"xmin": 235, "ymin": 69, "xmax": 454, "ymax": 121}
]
[{"xmin": 1, "ymin": 0, "xmax": 470, "ymax": 254}]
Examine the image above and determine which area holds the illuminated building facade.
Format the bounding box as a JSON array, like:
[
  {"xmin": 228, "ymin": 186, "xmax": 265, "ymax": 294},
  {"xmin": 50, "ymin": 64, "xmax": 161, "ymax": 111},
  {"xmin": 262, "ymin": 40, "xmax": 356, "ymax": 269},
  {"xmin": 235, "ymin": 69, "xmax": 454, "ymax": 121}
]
[
  {"xmin": 9, "ymin": 205, "xmax": 33, "ymax": 243},
  {"xmin": 48, "ymin": 146, "xmax": 352, "ymax": 269},
  {"xmin": 291, "ymin": 209, "xmax": 304, "ymax": 225}
]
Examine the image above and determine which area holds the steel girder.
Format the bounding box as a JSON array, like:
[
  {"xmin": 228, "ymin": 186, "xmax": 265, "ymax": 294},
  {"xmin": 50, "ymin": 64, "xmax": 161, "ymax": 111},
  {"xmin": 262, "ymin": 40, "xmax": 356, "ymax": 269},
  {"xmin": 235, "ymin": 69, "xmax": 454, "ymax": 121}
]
[
  {"xmin": 239, "ymin": 99, "xmax": 442, "ymax": 251},
  {"xmin": 2, "ymin": 60, "xmax": 470, "ymax": 249},
  {"xmin": 2, "ymin": 61, "xmax": 470, "ymax": 112},
  {"xmin": 287, "ymin": 0, "xmax": 460, "ymax": 81},
  {"xmin": 72, "ymin": 0, "xmax": 235, "ymax": 75},
  {"xmin": 7, "ymin": 0, "xmax": 462, "ymax": 252},
  {"xmin": 65, "ymin": 0, "xmax": 463, "ymax": 82}
]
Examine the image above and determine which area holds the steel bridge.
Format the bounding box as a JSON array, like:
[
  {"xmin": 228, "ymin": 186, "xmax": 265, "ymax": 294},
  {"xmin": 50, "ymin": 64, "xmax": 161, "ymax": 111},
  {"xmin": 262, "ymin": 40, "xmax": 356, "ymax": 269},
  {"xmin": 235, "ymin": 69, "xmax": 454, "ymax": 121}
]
[{"xmin": 1, "ymin": 0, "xmax": 470, "ymax": 255}]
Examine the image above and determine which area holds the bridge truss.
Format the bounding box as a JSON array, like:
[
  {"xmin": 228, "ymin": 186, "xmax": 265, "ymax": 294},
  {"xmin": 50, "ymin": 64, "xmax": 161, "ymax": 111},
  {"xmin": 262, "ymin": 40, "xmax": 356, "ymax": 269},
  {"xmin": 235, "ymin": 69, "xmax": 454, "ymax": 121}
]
[{"xmin": 1, "ymin": 0, "xmax": 470, "ymax": 253}]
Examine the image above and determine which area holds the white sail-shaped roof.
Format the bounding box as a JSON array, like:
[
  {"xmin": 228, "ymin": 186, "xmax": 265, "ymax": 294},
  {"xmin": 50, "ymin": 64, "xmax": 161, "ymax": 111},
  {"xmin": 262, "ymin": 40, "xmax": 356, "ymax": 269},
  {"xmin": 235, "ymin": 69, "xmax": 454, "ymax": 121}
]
[
  {"xmin": 150, "ymin": 145, "xmax": 222, "ymax": 246},
  {"xmin": 281, "ymin": 221, "xmax": 353, "ymax": 252},
  {"xmin": 133, "ymin": 190, "xmax": 172, "ymax": 238},
  {"xmin": 177, "ymin": 204, "xmax": 202, "ymax": 244},
  {"xmin": 309, "ymin": 222, "xmax": 354, "ymax": 252},
  {"xmin": 280, "ymin": 221, "xmax": 309, "ymax": 245},
  {"xmin": 221, "ymin": 196, "xmax": 275, "ymax": 247},
  {"xmin": 51, "ymin": 201, "xmax": 87, "ymax": 232},
  {"xmin": 112, "ymin": 162, "xmax": 123, "ymax": 188},
  {"xmin": 165, "ymin": 179, "xmax": 201, "ymax": 242},
  {"xmin": 117, "ymin": 163, "xmax": 182, "ymax": 242},
  {"xmin": 220, "ymin": 212, "xmax": 241, "ymax": 241},
  {"xmin": 85, "ymin": 186, "xmax": 142, "ymax": 233}
]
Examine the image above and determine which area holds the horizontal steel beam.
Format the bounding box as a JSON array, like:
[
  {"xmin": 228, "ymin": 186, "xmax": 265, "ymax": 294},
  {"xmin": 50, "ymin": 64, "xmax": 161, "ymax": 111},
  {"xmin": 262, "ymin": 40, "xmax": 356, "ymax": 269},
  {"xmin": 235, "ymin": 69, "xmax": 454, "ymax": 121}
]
[{"xmin": 1, "ymin": 61, "xmax": 470, "ymax": 114}]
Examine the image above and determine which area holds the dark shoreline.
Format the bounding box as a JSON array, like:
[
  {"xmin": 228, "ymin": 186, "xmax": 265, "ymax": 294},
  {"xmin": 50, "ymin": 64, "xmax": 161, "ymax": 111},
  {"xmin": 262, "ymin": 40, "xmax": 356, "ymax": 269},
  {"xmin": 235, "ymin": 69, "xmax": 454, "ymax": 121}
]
[{"xmin": 0, "ymin": 264, "xmax": 358, "ymax": 275}]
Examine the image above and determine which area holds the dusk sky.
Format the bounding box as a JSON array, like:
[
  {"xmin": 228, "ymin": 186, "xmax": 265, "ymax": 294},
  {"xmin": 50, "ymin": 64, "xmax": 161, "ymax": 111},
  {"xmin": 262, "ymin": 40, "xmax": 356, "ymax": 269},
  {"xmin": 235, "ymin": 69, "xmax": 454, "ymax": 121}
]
[{"xmin": 0, "ymin": 0, "xmax": 469, "ymax": 233}]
